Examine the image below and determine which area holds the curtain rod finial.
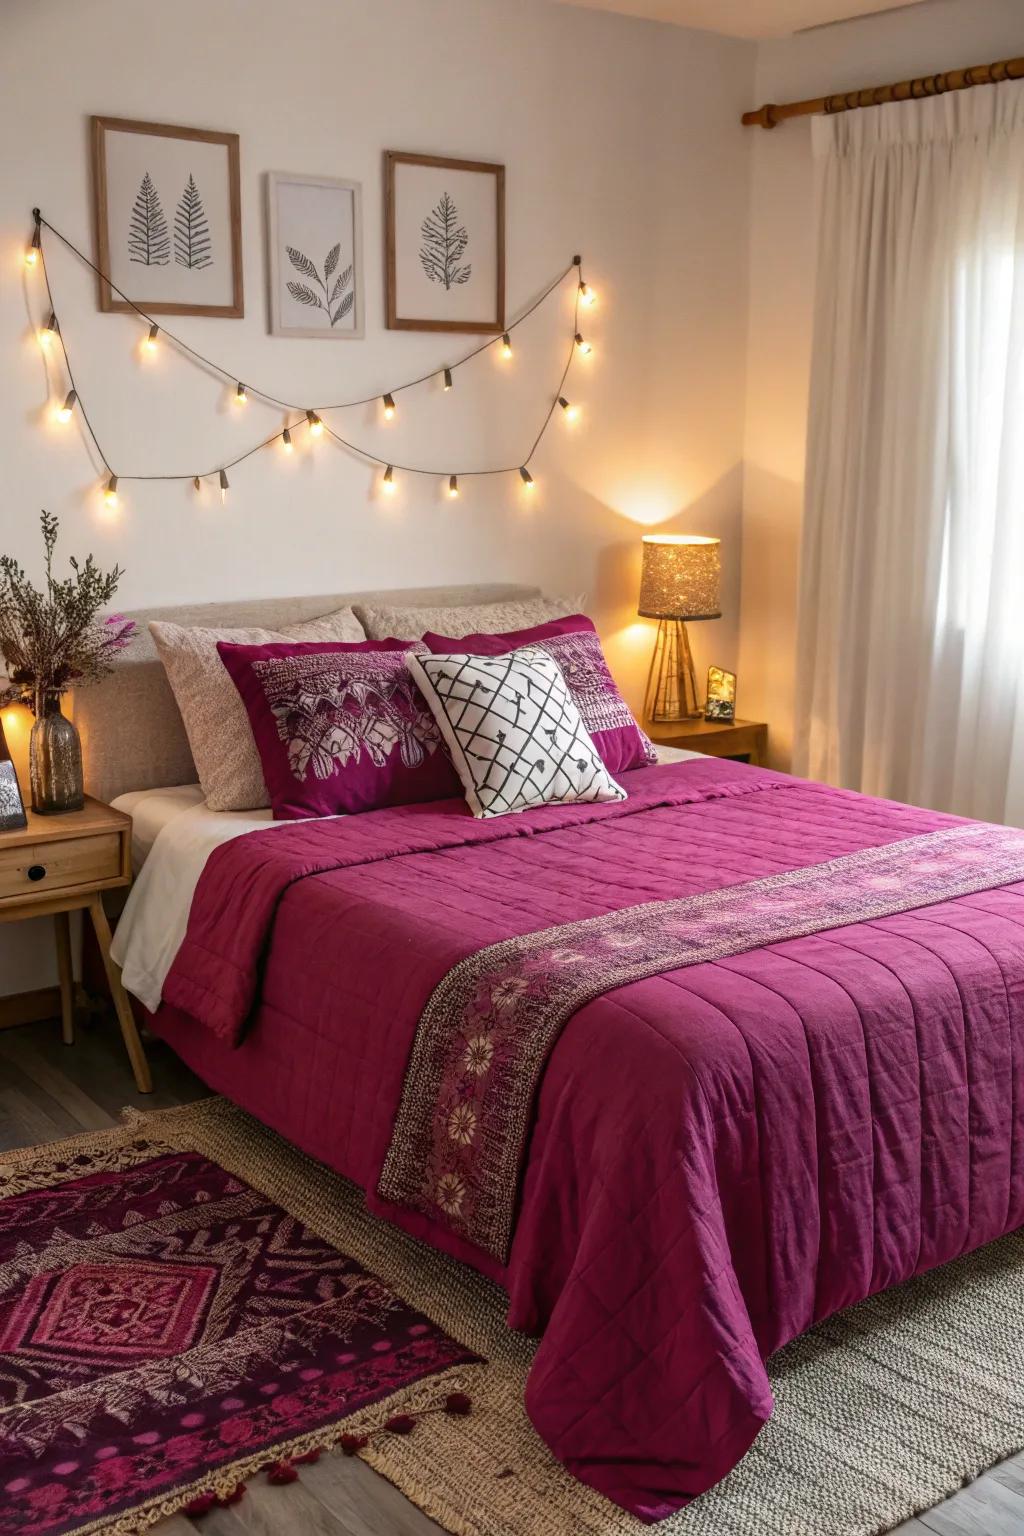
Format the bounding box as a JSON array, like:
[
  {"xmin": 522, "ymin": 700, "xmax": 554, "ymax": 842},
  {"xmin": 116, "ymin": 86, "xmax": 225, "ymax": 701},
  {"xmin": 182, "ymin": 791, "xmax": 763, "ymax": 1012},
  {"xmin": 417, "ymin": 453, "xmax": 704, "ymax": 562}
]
[{"xmin": 742, "ymin": 104, "xmax": 780, "ymax": 129}]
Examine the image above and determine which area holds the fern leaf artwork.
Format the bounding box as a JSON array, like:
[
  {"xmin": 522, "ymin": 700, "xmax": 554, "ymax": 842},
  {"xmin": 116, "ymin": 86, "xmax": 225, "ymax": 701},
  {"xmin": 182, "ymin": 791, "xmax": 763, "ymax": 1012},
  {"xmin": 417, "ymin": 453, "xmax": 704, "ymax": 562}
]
[
  {"xmin": 283, "ymin": 244, "xmax": 355, "ymax": 327},
  {"xmin": 127, "ymin": 172, "xmax": 170, "ymax": 265},
  {"xmin": 174, "ymin": 174, "xmax": 213, "ymax": 269},
  {"xmin": 419, "ymin": 193, "xmax": 471, "ymax": 289}
]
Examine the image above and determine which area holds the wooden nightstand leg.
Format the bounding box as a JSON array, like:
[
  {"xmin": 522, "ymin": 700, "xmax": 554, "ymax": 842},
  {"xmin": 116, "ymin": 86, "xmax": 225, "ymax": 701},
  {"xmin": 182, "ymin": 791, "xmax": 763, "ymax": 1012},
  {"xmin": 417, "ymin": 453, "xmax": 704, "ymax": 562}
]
[
  {"xmin": 54, "ymin": 911, "xmax": 75, "ymax": 1045},
  {"xmin": 88, "ymin": 895, "xmax": 153, "ymax": 1094}
]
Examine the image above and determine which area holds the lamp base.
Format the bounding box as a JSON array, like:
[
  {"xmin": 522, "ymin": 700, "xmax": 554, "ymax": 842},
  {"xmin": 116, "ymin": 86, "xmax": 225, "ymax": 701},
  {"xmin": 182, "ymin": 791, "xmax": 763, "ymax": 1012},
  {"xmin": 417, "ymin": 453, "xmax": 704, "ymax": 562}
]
[{"xmin": 644, "ymin": 618, "xmax": 703, "ymax": 723}]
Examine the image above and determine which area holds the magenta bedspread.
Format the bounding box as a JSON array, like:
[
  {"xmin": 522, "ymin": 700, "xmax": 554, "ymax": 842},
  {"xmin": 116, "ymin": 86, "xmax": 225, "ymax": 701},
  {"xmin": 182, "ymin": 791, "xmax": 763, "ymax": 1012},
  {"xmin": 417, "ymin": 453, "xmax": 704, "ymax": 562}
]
[{"xmin": 155, "ymin": 760, "xmax": 1024, "ymax": 1520}]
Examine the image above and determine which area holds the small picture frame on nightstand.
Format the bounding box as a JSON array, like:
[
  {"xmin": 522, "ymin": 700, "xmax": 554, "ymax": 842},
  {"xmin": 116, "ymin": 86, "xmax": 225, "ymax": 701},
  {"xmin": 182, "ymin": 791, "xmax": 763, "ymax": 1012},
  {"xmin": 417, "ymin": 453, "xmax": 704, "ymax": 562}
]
[{"xmin": 704, "ymin": 666, "xmax": 736, "ymax": 723}]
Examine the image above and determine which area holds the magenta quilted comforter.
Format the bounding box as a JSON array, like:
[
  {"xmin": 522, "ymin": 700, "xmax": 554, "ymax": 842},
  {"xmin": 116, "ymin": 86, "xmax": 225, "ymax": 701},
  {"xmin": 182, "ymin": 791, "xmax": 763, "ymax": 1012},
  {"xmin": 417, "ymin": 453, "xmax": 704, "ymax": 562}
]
[{"xmin": 154, "ymin": 760, "xmax": 1024, "ymax": 1520}]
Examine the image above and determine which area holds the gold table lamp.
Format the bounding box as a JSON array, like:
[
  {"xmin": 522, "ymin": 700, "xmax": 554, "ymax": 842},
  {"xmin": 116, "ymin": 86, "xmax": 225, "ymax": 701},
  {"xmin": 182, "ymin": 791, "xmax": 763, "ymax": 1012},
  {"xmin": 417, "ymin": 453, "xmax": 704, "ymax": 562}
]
[{"xmin": 639, "ymin": 534, "xmax": 721, "ymax": 721}]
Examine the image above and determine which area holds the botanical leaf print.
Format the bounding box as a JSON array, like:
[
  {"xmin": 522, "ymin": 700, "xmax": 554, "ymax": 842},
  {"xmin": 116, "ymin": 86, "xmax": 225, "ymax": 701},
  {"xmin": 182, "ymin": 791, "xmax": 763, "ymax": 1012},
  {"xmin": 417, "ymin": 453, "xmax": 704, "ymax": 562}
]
[
  {"xmin": 128, "ymin": 172, "xmax": 170, "ymax": 265},
  {"xmin": 286, "ymin": 245, "xmax": 319, "ymax": 280},
  {"xmin": 419, "ymin": 193, "xmax": 471, "ymax": 289},
  {"xmin": 173, "ymin": 173, "xmax": 213, "ymax": 269},
  {"xmin": 250, "ymin": 653, "xmax": 441, "ymax": 784},
  {"xmin": 287, "ymin": 281, "xmax": 321, "ymax": 308},
  {"xmin": 283, "ymin": 246, "xmax": 355, "ymax": 326}
]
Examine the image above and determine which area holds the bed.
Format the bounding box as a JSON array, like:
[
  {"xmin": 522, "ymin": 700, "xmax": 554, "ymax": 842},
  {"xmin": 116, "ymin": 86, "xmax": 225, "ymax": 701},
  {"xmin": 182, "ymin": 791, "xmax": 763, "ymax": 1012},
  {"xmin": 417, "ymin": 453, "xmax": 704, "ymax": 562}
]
[{"xmin": 88, "ymin": 587, "xmax": 1024, "ymax": 1524}]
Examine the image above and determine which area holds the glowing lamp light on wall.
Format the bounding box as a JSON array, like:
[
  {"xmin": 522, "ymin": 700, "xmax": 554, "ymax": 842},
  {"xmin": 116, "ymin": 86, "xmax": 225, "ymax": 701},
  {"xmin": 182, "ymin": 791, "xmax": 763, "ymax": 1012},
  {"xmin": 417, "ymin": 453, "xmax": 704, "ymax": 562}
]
[
  {"xmin": 306, "ymin": 410, "xmax": 323, "ymax": 438},
  {"xmin": 55, "ymin": 389, "xmax": 77, "ymax": 423},
  {"xmin": 143, "ymin": 323, "xmax": 160, "ymax": 354},
  {"xmin": 382, "ymin": 465, "xmax": 396, "ymax": 495},
  {"xmin": 382, "ymin": 393, "xmax": 396, "ymax": 420},
  {"xmin": 448, "ymin": 474, "xmax": 460, "ymax": 499},
  {"xmin": 639, "ymin": 533, "xmax": 722, "ymax": 723},
  {"xmin": 39, "ymin": 311, "xmax": 58, "ymax": 348},
  {"xmin": 558, "ymin": 396, "xmax": 580, "ymax": 424},
  {"xmin": 103, "ymin": 474, "xmax": 119, "ymax": 509},
  {"xmin": 500, "ymin": 333, "xmax": 513, "ymax": 360}
]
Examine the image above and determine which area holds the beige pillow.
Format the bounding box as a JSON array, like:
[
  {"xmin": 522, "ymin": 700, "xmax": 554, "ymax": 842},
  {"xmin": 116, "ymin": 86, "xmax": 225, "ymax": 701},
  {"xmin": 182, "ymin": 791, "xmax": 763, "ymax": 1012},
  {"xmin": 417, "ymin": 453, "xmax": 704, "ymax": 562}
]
[
  {"xmin": 150, "ymin": 605, "xmax": 365, "ymax": 811},
  {"xmin": 353, "ymin": 595, "xmax": 578, "ymax": 642}
]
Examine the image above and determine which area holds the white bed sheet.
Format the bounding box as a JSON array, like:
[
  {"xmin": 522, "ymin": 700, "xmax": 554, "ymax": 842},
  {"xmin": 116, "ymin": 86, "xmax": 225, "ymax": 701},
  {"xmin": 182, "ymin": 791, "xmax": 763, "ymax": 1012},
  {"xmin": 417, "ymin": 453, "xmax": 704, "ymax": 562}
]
[
  {"xmin": 110, "ymin": 746, "xmax": 704, "ymax": 1016},
  {"xmin": 111, "ymin": 784, "xmax": 207, "ymax": 872}
]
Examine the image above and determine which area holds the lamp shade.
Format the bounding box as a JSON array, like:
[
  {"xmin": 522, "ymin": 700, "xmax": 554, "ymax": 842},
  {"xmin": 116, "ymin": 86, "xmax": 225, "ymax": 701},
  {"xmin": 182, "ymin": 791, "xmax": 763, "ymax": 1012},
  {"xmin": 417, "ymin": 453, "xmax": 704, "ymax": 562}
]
[{"xmin": 638, "ymin": 534, "xmax": 721, "ymax": 621}]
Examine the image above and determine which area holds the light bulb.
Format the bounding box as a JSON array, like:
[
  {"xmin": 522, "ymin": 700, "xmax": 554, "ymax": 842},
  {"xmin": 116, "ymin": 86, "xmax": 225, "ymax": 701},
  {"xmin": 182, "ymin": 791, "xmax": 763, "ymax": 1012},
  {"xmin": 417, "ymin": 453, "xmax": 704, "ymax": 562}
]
[
  {"xmin": 443, "ymin": 368, "xmax": 453, "ymax": 391},
  {"xmin": 501, "ymin": 333, "xmax": 513, "ymax": 359},
  {"xmin": 55, "ymin": 389, "xmax": 77, "ymax": 423},
  {"xmin": 575, "ymin": 333, "xmax": 592, "ymax": 356},
  {"xmin": 307, "ymin": 410, "xmax": 323, "ymax": 437},
  {"xmin": 382, "ymin": 465, "xmax": 396, "ymax": 494},
  {"xmin": 193, "ymin": 476, "xmax": 202, "ymax": 493},
  {"xmin": 144, "ymin": 323, "xmax": 159, "ymax": 353},
  {"xmin": 104, "ymin": 474, "xmax": 119, "ymax": 509},
  {"xmin": 219, "ymin": 469, "xmax": 230, "ymax": 503},
  {"xmin": 579, "ymin": 282, "xmax": 596, "ymax": 307},
  {"xmin": 235, "ymin": 382, "xmax": 248, "ymax": 405},
  {"xmin": 448, "ymin": 474, "xmax": 459, "ymax": 499},
  {"xmin": 558, "ymin": 396, "xmax": 580, "ymax": 423},
  {"xmin": 382, "ymin": 392, "xmax": 396, "ymax": 420},
  {"xmin": 39, "ymin": 311, "xmax": 58, "ymax": 348},
  {"xmin": 519, "ymin": 467, "xmax": 535, "ymax": 490},
  {"xmin": 25, "ymin": 228, "xmax": 40, "ymax": 267},
  {"xmin": 282, "ymin": 428, "xmax": 293, "ymax": 453}
]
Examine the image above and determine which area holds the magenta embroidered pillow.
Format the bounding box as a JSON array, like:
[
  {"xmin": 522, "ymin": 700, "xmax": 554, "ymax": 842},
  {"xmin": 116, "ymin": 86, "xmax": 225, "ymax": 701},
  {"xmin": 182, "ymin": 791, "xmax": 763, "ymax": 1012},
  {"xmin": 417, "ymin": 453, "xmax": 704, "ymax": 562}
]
[
  {"xmin": 421, "ymin": 615, "xmax": 657, "ymax": 776},
  {"xmin": 217, "ymin": 639, "xmax": 460, "ymax": 818}
]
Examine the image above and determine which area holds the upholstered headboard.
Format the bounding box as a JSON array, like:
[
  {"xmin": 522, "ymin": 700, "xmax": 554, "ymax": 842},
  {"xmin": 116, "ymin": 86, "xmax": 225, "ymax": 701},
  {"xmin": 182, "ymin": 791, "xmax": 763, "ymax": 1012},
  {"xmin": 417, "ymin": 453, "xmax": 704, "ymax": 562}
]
[{"xmin": 76, "ymin": 583, "xmax": 542, "ymax": 804}]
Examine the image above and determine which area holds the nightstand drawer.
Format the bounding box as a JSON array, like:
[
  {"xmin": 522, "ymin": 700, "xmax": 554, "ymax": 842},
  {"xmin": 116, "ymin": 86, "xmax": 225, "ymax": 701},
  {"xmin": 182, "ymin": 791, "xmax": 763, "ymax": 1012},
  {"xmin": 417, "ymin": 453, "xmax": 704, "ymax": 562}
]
[{"xmin": 0, "ymin": 833, "xmax": 122, "ymax": 900}]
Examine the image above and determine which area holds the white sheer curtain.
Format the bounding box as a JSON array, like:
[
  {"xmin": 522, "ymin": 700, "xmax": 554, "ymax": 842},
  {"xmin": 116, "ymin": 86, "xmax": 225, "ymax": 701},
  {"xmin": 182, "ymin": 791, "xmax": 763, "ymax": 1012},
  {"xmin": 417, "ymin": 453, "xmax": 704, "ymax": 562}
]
[{"xmin": 794, "ymin": 81, "xmax": 1024, "ymax": 825}]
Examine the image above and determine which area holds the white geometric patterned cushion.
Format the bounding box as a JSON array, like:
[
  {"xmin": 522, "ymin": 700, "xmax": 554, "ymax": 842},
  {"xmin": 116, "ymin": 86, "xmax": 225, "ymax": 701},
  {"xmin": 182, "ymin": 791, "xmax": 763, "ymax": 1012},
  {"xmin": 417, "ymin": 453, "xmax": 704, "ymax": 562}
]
[{"xmin": 407, "ymin": 646, "xmax": 626, "ymax": 819}]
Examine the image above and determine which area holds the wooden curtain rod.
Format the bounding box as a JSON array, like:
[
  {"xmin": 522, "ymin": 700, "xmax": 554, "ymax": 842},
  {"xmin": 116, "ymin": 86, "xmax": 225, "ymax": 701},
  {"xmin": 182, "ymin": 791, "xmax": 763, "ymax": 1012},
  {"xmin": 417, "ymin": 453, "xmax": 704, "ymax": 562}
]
[{"xmin": 743, "ymin": 53, "xmax": 1024, "ymax": 130}]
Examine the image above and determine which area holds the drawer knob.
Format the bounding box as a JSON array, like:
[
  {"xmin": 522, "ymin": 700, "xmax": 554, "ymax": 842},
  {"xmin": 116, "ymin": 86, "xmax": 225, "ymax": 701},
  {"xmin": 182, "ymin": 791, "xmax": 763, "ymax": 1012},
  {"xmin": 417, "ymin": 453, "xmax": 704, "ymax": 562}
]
[{"xmin": 26, "ymin": 864, "xmax": 46, "ymax": 882}]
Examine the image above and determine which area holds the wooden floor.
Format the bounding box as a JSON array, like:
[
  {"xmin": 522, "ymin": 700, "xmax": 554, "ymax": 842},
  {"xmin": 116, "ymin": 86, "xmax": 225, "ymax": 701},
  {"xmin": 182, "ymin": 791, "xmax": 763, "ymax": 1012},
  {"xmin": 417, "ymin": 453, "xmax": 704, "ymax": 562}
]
[{"xmin": 2, "ymin": 1012, "xmax": 1024, "ymax": 1536}]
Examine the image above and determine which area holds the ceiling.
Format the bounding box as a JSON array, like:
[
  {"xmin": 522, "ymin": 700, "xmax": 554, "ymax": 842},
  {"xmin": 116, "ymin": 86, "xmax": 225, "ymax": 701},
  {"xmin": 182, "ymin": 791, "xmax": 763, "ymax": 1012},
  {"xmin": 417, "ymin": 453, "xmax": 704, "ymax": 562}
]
[{"xmin": 551, "ymin": 0, "xmax": 931, "ymax": 40}]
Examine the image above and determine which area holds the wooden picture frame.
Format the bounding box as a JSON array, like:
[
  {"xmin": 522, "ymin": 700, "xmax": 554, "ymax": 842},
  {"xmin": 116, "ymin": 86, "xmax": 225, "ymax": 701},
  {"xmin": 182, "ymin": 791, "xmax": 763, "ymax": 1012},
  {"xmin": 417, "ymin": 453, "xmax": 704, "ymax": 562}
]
[
  {"xmin": 385, "ymin": 151, "xmax": 505, "ymax": 334},
  {"xmin": 266, "ymin": 172, "xmax": 364, "ymax": 340},
  {"xmin": 91, "ymin": 115, "xmax": 243, "ymax": 318}
]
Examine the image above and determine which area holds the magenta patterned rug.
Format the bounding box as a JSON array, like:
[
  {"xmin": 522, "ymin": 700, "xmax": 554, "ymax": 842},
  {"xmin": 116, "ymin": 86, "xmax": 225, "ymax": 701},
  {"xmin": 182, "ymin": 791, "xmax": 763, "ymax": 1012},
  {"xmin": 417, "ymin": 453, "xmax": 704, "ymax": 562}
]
[{"xmin": 0, "ymin": 1109, "xmax": 479, "ymax": 1536}]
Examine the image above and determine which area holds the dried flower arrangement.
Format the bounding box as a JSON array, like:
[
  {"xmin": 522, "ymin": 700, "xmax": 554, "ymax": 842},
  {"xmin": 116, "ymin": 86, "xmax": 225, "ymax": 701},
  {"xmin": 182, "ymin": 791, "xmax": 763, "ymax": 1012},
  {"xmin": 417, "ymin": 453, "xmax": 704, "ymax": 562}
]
[{"xmin": 0, "ymin": 511, "xmax": 136, "ymax": 711}]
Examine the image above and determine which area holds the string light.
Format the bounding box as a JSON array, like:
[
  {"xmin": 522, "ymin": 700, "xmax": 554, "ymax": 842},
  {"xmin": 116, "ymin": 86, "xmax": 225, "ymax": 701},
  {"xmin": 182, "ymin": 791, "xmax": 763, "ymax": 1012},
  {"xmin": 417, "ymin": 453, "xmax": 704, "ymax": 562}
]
[{"xmin": 28, "ymin": 214, "xmax": 599, "ymax": 504}]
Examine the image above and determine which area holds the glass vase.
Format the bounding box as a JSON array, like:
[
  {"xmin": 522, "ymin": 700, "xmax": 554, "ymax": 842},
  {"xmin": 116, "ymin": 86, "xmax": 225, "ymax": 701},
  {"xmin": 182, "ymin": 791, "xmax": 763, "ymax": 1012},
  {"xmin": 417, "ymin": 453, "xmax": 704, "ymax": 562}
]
[{"xmin": 30, "ymin": 692, "xmax": 84, "ymax": 814}]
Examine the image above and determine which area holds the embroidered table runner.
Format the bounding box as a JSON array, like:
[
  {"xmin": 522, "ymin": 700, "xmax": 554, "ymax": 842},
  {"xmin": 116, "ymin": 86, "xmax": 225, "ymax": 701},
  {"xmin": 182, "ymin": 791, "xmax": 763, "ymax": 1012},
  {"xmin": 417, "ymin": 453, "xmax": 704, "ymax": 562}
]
[{"xmin": 378, "ymin": 822, "xmax": 1024, "ymax": 1261}]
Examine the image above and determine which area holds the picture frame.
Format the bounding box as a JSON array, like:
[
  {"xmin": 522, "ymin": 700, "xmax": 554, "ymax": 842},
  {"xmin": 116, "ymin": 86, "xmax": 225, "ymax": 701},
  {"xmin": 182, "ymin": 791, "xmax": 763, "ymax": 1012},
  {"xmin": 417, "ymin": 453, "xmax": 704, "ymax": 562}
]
[
  {"xmin": 385, "ymin": 151, "xmax": 505, "ymax": 334},
  {"xmin": 704, "ymin": 666, "xmax": 737, "ymax": 723},
  {"xmin": 266, "ymin": 172, "xmax": 364, "ymax": 340},
  {"xmin": 91, "ymin": 115, "xmax": 243, "ymax": 318}
]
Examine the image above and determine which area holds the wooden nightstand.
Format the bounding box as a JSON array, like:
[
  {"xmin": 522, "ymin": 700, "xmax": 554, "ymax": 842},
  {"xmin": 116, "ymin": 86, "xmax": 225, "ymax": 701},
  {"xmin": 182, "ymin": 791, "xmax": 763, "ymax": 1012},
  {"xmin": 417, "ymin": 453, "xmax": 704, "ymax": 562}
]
[
  {"xmin": 0, "ymin": 797, "xmax": 152, "ymax": 1092},
  {"xmin": 647, "ymin": 717, "xmax": 768, "ymax": 766}
]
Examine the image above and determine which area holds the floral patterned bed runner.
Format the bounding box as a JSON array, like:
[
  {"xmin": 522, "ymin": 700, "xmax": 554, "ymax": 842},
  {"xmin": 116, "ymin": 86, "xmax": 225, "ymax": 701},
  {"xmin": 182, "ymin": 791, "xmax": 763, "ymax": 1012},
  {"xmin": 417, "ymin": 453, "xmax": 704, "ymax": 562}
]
[{"xmin": 378, "ymin": 822, "xmax": 1024, "ymax": 1262}]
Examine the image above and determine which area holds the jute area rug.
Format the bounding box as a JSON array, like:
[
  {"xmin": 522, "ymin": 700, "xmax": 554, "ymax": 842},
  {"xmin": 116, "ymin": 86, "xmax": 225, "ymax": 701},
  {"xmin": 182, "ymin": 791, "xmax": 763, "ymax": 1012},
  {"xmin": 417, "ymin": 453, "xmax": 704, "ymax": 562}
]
[{"xmin": 5, "ymin": 1099, "xmax": 1024, "ymax": 1536}]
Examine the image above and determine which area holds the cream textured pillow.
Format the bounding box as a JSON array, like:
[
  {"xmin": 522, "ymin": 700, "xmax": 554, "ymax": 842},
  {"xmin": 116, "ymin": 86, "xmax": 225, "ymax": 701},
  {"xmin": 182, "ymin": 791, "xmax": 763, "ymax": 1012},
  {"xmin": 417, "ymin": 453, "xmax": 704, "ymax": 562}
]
[
  {"xmin": 407, "ymin": 646, "xmax": 626, "ymax": 819},
  {"xmin": 150, "ymin": 606, "xmax": 365, "ymax": 811},
  {"xmin": 353, "ymin": 596, "xmax": 577, "ymax": 642}
]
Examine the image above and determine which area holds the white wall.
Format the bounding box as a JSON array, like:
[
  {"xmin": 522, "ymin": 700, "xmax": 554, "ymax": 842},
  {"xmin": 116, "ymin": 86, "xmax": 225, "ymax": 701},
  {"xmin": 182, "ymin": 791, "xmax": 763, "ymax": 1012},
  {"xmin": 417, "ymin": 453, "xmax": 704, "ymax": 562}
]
[
  {"xmin": 0, "ymin": 0, "xmax": 754, "ymax": 995},
  {"xmin": 739, "ymin": 0, "xmax": 1024, "ymax": 769}
]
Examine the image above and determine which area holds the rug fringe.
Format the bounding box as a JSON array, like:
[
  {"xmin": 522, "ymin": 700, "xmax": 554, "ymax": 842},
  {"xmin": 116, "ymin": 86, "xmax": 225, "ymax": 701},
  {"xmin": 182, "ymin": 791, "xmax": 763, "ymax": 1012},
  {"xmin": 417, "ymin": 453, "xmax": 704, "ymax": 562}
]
[{"xmin": 72, "ymin": 1361, "xmax": 482, "ymax": 1536}]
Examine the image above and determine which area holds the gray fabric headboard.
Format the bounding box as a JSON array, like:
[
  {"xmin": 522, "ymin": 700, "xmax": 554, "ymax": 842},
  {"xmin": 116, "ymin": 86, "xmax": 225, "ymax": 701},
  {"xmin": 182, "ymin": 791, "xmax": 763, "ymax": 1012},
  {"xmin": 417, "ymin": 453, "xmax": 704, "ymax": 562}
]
[{"xmin": 76, "ymin": 583, "xmax": 541, "ymax": 804}]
